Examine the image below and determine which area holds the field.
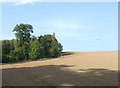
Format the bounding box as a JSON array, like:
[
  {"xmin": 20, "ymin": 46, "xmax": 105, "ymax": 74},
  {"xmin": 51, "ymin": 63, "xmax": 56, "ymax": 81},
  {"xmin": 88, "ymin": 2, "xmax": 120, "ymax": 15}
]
[{"xmin": 1, "ymin": 51, "xmax": 118, "ymax": 86}]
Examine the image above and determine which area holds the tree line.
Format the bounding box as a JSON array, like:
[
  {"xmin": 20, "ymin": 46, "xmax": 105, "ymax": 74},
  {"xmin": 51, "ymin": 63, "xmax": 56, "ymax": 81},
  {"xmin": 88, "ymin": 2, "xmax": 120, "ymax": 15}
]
[{"xmin": 2, "ymin": 24, "xmax": 63, "ymax": 63}]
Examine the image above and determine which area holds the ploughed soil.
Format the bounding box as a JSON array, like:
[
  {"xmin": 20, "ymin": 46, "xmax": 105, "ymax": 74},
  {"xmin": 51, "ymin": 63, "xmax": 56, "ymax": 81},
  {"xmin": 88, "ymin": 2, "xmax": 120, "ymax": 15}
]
[{"xmin": 1, "ymin": 51, "xmax": 118, "ymax": 86}]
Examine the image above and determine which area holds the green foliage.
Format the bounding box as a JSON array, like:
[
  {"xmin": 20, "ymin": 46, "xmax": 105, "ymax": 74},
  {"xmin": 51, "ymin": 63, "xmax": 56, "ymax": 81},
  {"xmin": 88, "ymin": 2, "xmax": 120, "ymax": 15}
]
[
  {"xmin": 29, "ymin": 39, "xmax": 45, "ymax": 60},
  {"xmin": 2, "ymin": 23, "xmax": 63, "ymax": 63},
  {"xmin": 13, "ymin": 24, "xmax": 33, "ymax": 45},
  {"xmin": 8, "ymin": 42, "xmax": 30, "ymax": 62},
  {"xmin": 38, "ymin": 34, "xmax": 63, "ymax": 58},
  {"xmin": 2, "ymin": 40, "xmax": 11, "ymax": 63},
  {"xmin": 2, "ymin": 40, "xmax": 11, "ymax": 55},
  {"xmin": 22, "ymin": 42, "xmax": 30, "ymax": 59}
]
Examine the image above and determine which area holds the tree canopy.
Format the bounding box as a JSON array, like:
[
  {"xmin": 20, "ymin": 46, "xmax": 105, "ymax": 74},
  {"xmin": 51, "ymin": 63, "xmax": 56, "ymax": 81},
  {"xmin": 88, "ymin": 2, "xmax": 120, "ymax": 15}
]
[{"xmin": 13, "ymin": 24, "xmax": 33, "ymax": 45}]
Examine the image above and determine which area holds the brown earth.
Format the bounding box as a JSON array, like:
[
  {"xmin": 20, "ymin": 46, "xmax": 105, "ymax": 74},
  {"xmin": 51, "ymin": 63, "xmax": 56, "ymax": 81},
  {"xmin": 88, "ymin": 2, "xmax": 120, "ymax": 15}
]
[{"xmin": 1, "ymin": 51, "xmax": 118, "ymax": 86}]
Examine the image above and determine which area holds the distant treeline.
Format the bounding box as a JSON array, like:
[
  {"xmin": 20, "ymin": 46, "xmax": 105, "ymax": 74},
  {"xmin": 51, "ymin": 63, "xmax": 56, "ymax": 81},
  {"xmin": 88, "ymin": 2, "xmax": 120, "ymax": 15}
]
[{"xmin": 2, "ymin": 24, "xmax": 63, "ymax": 63}]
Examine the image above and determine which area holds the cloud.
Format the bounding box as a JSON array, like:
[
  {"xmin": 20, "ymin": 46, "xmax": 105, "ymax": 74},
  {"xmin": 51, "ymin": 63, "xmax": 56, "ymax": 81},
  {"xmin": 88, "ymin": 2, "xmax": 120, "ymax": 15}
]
[
  {"xmin": 15, "ymin": 0, "xmax": 34, "ymax": 5},
  {"xmin": 14, "ymin": 0, "xmax": 38, "ymax": 5},
  {"xmin": 34, "ymin": 19, "xmax": 101, "ymax": 41},
  {"xmin": 2, "ymin": 0, "xmax": 40, "ymax": 5},
  {"xmin": 36, "ymin": 19, "xmax": 91, "ymax": 30},
  {"xmin": 32, "ymin": 19, "xmax": 97, "ymax": 41}
]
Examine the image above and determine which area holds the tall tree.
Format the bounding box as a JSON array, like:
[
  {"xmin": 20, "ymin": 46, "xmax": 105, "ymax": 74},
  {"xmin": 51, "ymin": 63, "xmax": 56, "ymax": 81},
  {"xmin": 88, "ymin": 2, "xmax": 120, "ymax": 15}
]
[{"xmin": 13, "ymin": 24, "xmax": 33, "ymax": 45}]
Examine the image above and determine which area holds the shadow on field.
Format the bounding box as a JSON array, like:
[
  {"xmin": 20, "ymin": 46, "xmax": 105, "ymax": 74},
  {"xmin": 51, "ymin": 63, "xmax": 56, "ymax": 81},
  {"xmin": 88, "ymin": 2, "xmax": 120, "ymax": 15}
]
[
  {"xmin": 2, "ymin": 65, "xmax": 118, "ymax": 86},
  {"xmin": 61, "ymin": 52, "xmax": 74, "ymax": 56}
]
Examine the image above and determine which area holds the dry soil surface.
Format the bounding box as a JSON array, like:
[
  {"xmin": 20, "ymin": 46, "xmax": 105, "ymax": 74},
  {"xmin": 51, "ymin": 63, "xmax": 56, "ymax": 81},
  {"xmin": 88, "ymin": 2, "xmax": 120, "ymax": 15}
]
[{"xmin": 1, "ymin": 51, "xmax": 118, "ymax": 86}]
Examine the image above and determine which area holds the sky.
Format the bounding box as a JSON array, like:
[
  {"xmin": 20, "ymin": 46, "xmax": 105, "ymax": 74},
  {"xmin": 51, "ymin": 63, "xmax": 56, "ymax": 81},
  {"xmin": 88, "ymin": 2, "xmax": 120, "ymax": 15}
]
[{"xmin": 1, "ymin": 2, "xmax": 118, "ymax": 52}]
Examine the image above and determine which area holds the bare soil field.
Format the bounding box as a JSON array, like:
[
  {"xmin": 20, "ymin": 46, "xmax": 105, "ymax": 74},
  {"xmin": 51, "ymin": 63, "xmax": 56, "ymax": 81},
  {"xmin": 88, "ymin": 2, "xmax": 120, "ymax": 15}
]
[{"xmin": 1, "ymin": 51, "xmax": 118, "ymax": 86}]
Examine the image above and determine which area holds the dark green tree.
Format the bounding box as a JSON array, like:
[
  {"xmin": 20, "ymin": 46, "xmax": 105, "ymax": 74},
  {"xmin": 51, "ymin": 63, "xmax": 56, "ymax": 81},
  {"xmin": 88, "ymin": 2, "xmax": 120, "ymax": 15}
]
[
  {"xmin": 38, "ymin": 34, "xmax": 63, "ymax": 58},
  {"xmin": 9, "ymin": 47, "xmax": 25, "ymax": 62},
  {"xmin": 9, "ymin": 41, "xmax": 30, "ymax": 61},
  {"xmin": 2, "ymin": 40, "xmax": 11, "ymax": 62},
  {"xmin": 9, "ymin": 39, "xmax": 15, "ymax": 50},
  {"xmin": 2, "ymin": 40, "xmax": 11, "ymax": 55},
  {"xmin": 13, "ymin": 24, "xmax": 33, "ymax": 45},
  {"xmin": 29, "ymin": 39, "xmax": 45, "ymax": 60},
  {"xmin": 22, "ymin": 42, "xmax": 30, "ymax": 59}
]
